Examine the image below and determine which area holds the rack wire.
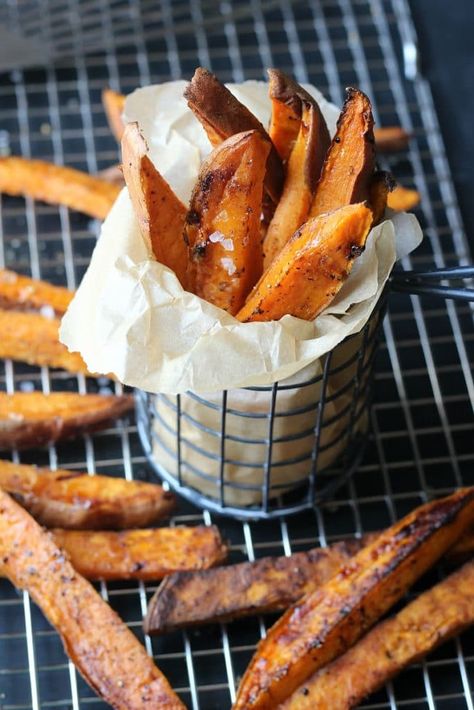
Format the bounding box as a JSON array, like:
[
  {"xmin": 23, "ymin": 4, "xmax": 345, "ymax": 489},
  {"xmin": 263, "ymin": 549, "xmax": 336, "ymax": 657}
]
[{"xmin": 0, "ymin": 1, "xmax": 472, "ymax": 709}]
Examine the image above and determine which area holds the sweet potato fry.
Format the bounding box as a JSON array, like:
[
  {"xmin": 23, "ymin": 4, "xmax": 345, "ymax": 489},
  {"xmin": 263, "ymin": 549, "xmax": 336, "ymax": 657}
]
[
  {"xmin": 185, "ymin": 130, "xmax": 270, "ymax": 314},
  {"xmin": 0, "ymin": 309, "xmax": 90, "ymax": 374},
  {"xmin": 0, "ymin": 489, "xmax": 185, "ymax": 710},
  {"xmin": 102, "ymin": 87, "xmax": 126, "ymax": 142},
  {"xmin": 237, "ymin": 203, "xmax": 373, "ymax": 322},
  {"xmin": 184, "ymin": 67, "xmax": 283, "ymax": 203},
  {"xmin": 0, "ymin": 269, "xmax": 73, "ymax": 315},
  {"xmin": 233, "ymin": 488, "xmax": 474, "ymax": 710},
  {"xmin": 263, "ymin": 100, "xmax": 331, "ymax": 267},
  {"xmin": 374, "ymin": 125, "xmax": 411, "ymax": 153},
  {"xmin": 98, "ymin": 163, "xmax": 125, "ymax": 186},
  {"xmin": 50, "ymin": 526, "xmax": 228, "ymax": 581},
  {"xmin": 369, "ymin": 171, "xmax": 395, "ymax": 226},
  {"xmin": 121, "ymin": 122, "xmax": 189, "ymax": 286},
  {"xmin": 0, "ymin": 392, "xmax": 133, "ymax": 450},
  {"xmin": 0, "ymin": 459, "xmax": 175, "ymax": 529},
  {"xmin": 387, "ymin": 183, "xmax": 421, "ymax": 211},
  {"xmin": 309, "ymin": 88, "xmax": 375, "ymax": 219},
  {"xmin": 0, "ymin": 157, "xmax": 120, "ymax": 219},
  {"xmin": 281, "ymin": 560, "xmax": 474, "ymax": 710}
]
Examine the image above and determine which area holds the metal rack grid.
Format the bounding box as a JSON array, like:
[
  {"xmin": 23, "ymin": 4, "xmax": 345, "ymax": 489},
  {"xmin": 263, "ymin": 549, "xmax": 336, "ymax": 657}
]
[{"xmin": 0, "ymin": 1, "xmax": 472, "ymax": 709}]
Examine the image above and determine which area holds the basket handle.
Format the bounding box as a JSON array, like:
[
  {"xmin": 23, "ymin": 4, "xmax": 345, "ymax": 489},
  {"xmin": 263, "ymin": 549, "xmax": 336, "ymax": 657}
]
[{"xmin": 390, "ymin": 265, "xmax": 474, "ymax": 302}]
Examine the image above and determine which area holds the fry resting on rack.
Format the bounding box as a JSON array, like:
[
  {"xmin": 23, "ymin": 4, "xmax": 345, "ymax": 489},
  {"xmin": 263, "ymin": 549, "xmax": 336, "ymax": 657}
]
[
  {"xmin": 280, "ymin": 560, "xmax": 474, "ymax": 709},
  {"xmin": 387, "ymin": 183, "xmax": 421, "ymax": 211},
  {"xmin": 102, "ymin": 87, "xmax": 126, "ymax": 142},
  {"xmin": 373, "ymin": 125, "xmax": 411, "ymax": 153},
  {"xmin": 0, "ymin": 157, "xmax": 120, "ymax": 219},
  {"xmin": 0, "ymin": 269, "xmax": 73, "ymax": 315},
  {"xmin": 0, "ymin": 459, "xmax": 175, "ymax": 529},
  {"xmin": 50, "ymin": 526, "xmax": 228, "ymax": 581},
  {"xmin": 233, "ymin": 488, "xmax": 474, "ymax": 709},
  {"xmin": 0, "ymin": 392, "xmax": 134, "ymax": 450},
  {"xmin": 0, "ymin": 489, "xmax": 185, "ymax": 710}
]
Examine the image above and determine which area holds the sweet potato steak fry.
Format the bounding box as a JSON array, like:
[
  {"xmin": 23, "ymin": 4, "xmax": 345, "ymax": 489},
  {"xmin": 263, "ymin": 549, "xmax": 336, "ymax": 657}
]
[
  {"xmin": 281, "ymin": 560, "xmax": 474, "ymax": 710},
  {"xmin": 0, "ymin": 157, "xmax": 120, "ymax": 219},
  {"xmin": 102, "ymin": 87, "xmax": 126, "ymax": 142},
  {"xmin": 234, "ymin": 488, "xmax": 474, "ymax": 709},
  {"xmin": 51, "ymin": 526, "xmax": 227, "ymax": 581},
  {"xmin": 0, "ymin": 392, "xmax": 133, "ymax": 450},
  {"xmin": 0, "ymin": 269, "xmax": 73, "ymax": 315},
  {"xmin": 121, "ymin": 122, "xmax": 189, "ymax": 287},
  {"xmin": 237, "ymin": 203, "xmax": 373, "ymax": 322},
  {"xmin": 0, "ymin": 459, "xmax": 175, "ymax": 529},
  {"xmin": 0, "ymin": 489, "xmax": 184, "ymax": 710}
]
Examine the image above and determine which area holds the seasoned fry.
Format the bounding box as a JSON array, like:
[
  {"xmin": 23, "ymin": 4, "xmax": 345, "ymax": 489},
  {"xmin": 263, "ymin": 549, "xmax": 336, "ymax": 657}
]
[
  {"xmin": 309, "ymin": 88, "xmax": 375, "ymax": 219},
  {"xmin": 233, "ymin": 489, "xmax": 474, "ymax": 710},
  {"xmin": 102, "ymin": 88, "xmax": 126, "ymax": 142},
  {"xmin": 387, "ymin": 184, "xmax": 421, "ymax": 211},
  {"xmin": 237, "ymin": 203, "xmax": 372, "ymax": 322},
  {"xmin": 51, "ymin": 526, "xmax": 228, "ymax": 581},
  {"xmin": 0, "ymin": 459, "xmax": 175, "ymax": 529},
  {"xmin": 374, "ymin": 125, "xmax": 411, "ymax": 153},
  {"xmin": 0, "ymin": 309, "xmax": 90, "ymax": 374},
  {"xmin": 0, "ymin": 269, "xmax": 73, "ymax": 315},
  {"xmin": 369, "ymin": 171, "xmax": 395, "ymax": 225},
  {"xmin": 0, "ymin": 489, "xmax": 185, "ymax": 710},
  {"xmin": 184, "ymin": 67, "xmax": 283, "ymax": 203},
  {"xmin": 185, "ymin": 130, "xmax": 270, "ymax": 314},
  {"xmin": 121, "ymin": 122, "xmax": 189, "ymax": 287},
  {"xmin": 281, "ymin": 560, "xmax": 474, "ymax": 710},
  {"xmin": 0, "ymin": 157, "xmax": 120, "ymax": 219},
  {"xmin": 0, "ymin": 392, "xmax": 133, "ymax": 450},
  {"xmin": 263, "ymin": 100, "xmax": 330, "ymax": 267}
]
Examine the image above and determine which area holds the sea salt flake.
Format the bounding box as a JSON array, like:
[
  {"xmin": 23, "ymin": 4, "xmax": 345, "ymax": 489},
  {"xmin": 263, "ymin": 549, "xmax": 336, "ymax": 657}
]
[{"xmin": 221, "ymin": 257, "xmax": 237, "ymax": 276}]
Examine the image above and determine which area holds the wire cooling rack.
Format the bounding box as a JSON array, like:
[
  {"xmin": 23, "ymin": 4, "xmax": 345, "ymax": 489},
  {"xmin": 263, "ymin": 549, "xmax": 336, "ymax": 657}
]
[{"xmin": 0, "ymin": 1, "xmax": 473, "ymax": 709}]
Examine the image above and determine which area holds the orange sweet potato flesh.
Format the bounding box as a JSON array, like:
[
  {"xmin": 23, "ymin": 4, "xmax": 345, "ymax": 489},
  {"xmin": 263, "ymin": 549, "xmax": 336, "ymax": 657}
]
[
  {"xmin": 0, "ymin": 269, "xmax": 73, "ymax": 315},
  {"xmin": 281, "ymin": 560, "xmax": 474, "ymax": 710},
  {"xmin": 121, "ymin": 122, "xmax": 189, "ymax": 287},
  {"xmin": 369, "ymin": 171, "xmax": 395, "ymax": 226},
  {"xmin": 263, "ymin": 100, "xmax": 331, "ymax": 268},
  {"xmin": 184, "ymin": 67, "xmax": 283, "ymax": 204},
  {"xmin": 387, "ymin": 184, "xmax": 421, "ymax": 211},
  {"xmin": 0, "ymin": 157, "xmax": 120, "ymax": 219},
  {"xmin": 185, "ymin": 130, "xmax": 270, "ymax": 314},
  {"xmin": 0, "ymin": 392, "xmax": 133, "ymax": 450},
  {"xmin": 237, "ymin": 203, "xmax": 373, "ymax": 322},
  {"xmin": 309, "ymin": 88, "xmax": 375, "ymax": 219},
  {"xmin": 102, "ymin": 88, "xmax": 126, "ymax": 142},
  {"xmin": 0, "ymin": 309, "xmax": 90, "ymax": 375},
  {"xmin": 0, "ymin": 459, "xmax": 175, "ymax": 529},
  {"xmin": 0, "ymin": 489, "xmax": 185, "ymax": 710},
  {"xmin": 233, "ymin": 488, "xmax": 474, "ymax": 710},
  {"xmin": 51, "ymin": 526, "xmax": 228, "ymax": 581},
  {"xmin": 374, "ymin": 125, "xmax": 411, "ymax": 153}
]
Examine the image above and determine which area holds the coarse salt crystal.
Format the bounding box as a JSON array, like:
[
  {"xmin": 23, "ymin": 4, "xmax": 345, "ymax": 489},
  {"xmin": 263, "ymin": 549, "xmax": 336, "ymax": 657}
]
[{"xmin": 220, "ymin": 257, "xmax": 237, "ymax": 276}]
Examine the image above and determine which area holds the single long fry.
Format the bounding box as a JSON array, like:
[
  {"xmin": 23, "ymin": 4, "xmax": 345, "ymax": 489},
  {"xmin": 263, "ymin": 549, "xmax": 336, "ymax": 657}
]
[
  {"xmin": 387, "ymin": 183, "xmax": 420, "ymax": 211},
  {"xmin": 184, "ymin": 67, "xmax": 283, "ymax": 203},
  {"xmin": 0, "ymin": 157, "xmax": 120, "ymax": 219},
  {"xmin": 102, "ymin": 88, "xmax": 126, "ymax": 142},
  {"xmin": 237, "ymin": 203, "xmax": 372, "ymax": 322},
  {"xmin": 263, "ymin": 100, "xmax": 330, "ymax": 267},
  {"xmin": 0, "ymin": 269, "xmax": 73, "ymax": 315},
  {"xmin": 281, "ymin": 560, "xmax": 474, "ymax": 710},
  {"xmin": 233, "ymin": 488, "xmax": 474, "ymax": 710},
  {"xmin": 374, "ymin": 125, "xmax": 411, "ymax": 153},
  {"xmin": 0, "ymin": 459, "xmax": 175, "ymax": 529},
  {"xmin": 309, "ymin": 88, "xmax": 375, "ymax": 219},
  {"xmin": 369, "ymin": 171, "xmax": 395, "ymax": 225},
  {"xmin": 121, "ymin": 122, "xmax": 189, "ymax": 286},
  {"xmin": 0, "ymin": 309, "xmax": 89, "ymax": 374},
  {"xmin": 0, "ymin": 392, "xmax": 133, "ymax": 450},
  {"xmin": 98, "ymin": 163, "xmax": 125, "ymax": 186},
  {"xmin": 185, "ymin": 130, "xmax": 269, "ymax": 314},
  {"xmin": 0, "ymin": 489, "xmax": 184, "ymax": 710},
  {"xmin": 50, "ymin": 526, "xmax": 228, "ymax": 581}
]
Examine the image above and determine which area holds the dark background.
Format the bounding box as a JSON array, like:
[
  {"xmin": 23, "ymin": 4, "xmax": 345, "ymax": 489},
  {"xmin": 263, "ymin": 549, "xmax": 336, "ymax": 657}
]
[{"xmin": 410, "ymin": 0, "xmax": 474, "ymax": 250}]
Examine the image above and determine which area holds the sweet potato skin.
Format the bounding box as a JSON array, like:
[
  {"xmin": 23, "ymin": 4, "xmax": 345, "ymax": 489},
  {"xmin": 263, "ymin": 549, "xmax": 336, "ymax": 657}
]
[
  {"xmin": 51, "ymin": 526, "xmax": 228, "ymax": 581},
  {"xmin": 0, "ymin": 459, "xmax": 175, "ymax": 529},
  {"xmin": 185, "ymin": 130, "xmax": 269, "ymax": 314},
  {"xmin": 309, "ymin": 88, "xmax": 375, "ymax": 219},
  {"xmin": 102, "ymin": 88, "xmax": 126, "ymax": 142},
  {"xmin": 387, "ymin": 184, "xmax": 420, "ymax": 211},
  {"xmin": 121, "ymin": 122, "xmax": 189, "ymax": 287},
  {"xmin": 281, "ymin": 560, "xmax": 474, "ymax": 710},
  {"xmin": 0, "ymin": 489, "xmax": 185, "ymax": 710},
  {"xmin": 0, "ymin": 269, "xmax": 73, "ymax": 315},
  {"xmin": 369, "ymin": 171, "xmax": 395, "ymax": 225},
  {"xmin": 0, "ymin": 392, "xmax": 134, "ymax": 450},
  {"xmin": 0, "ymin": 157, "xmax": 120, "ymax": 219},
  {"xmin": 233, "ymin": 489, "xmax": 474, "ymax": 710},
  {"xmin": 237, "ymin": 203, "xmax": 373, "ymax": 322}
]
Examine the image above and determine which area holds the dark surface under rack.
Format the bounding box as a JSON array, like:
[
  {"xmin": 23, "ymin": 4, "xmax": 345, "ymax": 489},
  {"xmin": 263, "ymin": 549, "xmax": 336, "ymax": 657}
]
[{"xmin": 0, "ymin": 1, "xmax": 473, "ymax": 709}]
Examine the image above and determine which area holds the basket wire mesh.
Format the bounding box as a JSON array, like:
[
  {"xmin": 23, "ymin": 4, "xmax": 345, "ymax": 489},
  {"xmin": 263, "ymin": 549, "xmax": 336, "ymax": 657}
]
[{"xmin": 0, "ymin": 1, "xmax": 473, "ymax": 709}]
